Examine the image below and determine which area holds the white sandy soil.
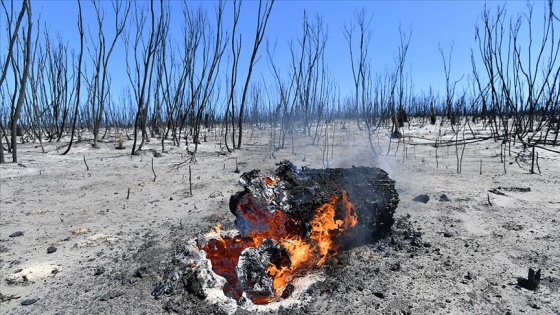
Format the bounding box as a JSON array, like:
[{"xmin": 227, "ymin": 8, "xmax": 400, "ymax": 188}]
[{"xmin": 1, "ymin": 119, "xmax": 559, "ymax": 314}]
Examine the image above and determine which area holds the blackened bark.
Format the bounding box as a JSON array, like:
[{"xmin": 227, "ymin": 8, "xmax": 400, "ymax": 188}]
[{"xmin": 230, "ymin": 161, "xmax": 399, "ymax": 247}]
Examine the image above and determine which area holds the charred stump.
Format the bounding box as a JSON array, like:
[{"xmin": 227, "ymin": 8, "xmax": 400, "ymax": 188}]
[
  {"xmin": 230, "ymin": 161, "xmax": 399, "ymax": 249},
  {"xmin": 517, "ymin": 268, "xmax": 541, "ymax": 290},
  {"xmin": 155, "ymin": 161, "xmax": 399, "ymax": 307}
]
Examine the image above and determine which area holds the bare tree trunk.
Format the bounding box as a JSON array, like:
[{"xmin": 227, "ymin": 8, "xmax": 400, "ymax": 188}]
[
  {"xmin": 125, "ymin": 0, "xmax": 166, "ymax": 155},
  {"xmin": 439, "ymin": 42, "xmax": 464, "ymax": 130},
  {"xmin": 225, "ymin": 0, "xmax": 242, "ymax": 153},
  {"xmin": 187, "ymin": 1, "xmax": 227, "ymax": 156},
  {"xmin": 344, "ymin": 9, "xmax": 379, "ymax": 155},
  {"xmin": 9, "ymin": 0, "xmax": 33, "ymax": 163},
  {"xmin": 0, "ymin": 1, "xmax": 25, "ymax": 162},
  {"xmin": 236, "ymin": 0, "xmax": 274, "ymax": 149},
  {"xmin": 62, "ymin": 0, "xmax": 85, "ymax": 155},
  {"xmin": 0, "ymin": 125, "xmax": 4, "ymax": 163},
  {"xmin": 87, "ymin": 0, "xmax": 130, "ymax": 148},
  {"xmin": 27, "ymin": 23, "xmax": 45, "ymax": 153}
]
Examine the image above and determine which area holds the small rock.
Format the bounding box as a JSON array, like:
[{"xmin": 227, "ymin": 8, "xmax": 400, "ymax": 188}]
[
  {"xmin": 443, "ymin": 231, "xmax": 453, "ymax": 238},
  {"xmin": 21, "ymin": 298, "xmax": 40, "ymax": 306},
  {"xmin": 121, "ymin": 277, "xmax": 132, "ymax": 285},
  {"xmin": 439, "ymin": 194, "xmax": 451, "ymax": 202},
  {"xmin": 412, "ymin": 194, "xmax": 430, "ymax": 203},
  {"xmin": 9, "ymin": 231, "xmax": 24, "ymax": 237},
  {"xmin": 373, "ymin": 292, "xmax": 385, "ymax": 299},
  {"xmin": 93, "ymin": 267, "xmax": 105, "ymax": 276},
  {"xmin": 47, "ymin": 246, "xmax": 57, "ymax": 254}
]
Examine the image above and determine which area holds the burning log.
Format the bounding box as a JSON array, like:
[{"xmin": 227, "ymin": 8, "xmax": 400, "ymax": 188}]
[
  {"xmin": 154, "ymin": 161, "xmax": 399, "ymax": 309},
  {"xmin": 230, "ymin": 161, "xmax": 399, "ymax": 243}
]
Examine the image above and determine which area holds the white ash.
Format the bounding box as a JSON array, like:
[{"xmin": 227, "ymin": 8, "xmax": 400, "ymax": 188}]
[
  {"xmin": 154, "ymin": 232, "xmax": 320, "ymax": 315},
  {"xmin": 153, "ymin": 239, "xmax": 227, "ymax": 302},
  {"xmin": 238, "ymin": 175, "xmax": 292, "ymax": 213}
]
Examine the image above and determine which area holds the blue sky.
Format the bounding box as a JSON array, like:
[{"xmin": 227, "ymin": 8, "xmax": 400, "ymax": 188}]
[{"xmin": 3, "ymin": 1, "xmax": 549, "ymax": 103}]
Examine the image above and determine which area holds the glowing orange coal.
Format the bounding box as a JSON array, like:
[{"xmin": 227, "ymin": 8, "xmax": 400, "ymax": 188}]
[
  {"xmin": 267, "ymin": 191, "xmax": 357, "ymax": 295},
  {"xmin": 200, "ymin": 176, "xmax": 358, "ymax": 304}
]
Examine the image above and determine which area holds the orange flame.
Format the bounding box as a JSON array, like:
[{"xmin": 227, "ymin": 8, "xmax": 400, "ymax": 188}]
[
  {"xmin": 268, "ymin": 190, "xmax": 358, "ymax": 295},
  {"xmin": 201, "ymin": 187, "xmax": 358, "ymax": 303}
]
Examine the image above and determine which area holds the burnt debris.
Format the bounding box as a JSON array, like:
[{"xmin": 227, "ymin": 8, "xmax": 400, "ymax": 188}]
[
  {"xmin": 517, "ymin": 267, "xmax": 541, "ymax": 290},
  {"xmin": 154, "ymin": 161, "xmax": 399, "ymax": 309},
  {"xmin": 230, "ymin": 161, "xmax": 400, "ymax": 247}
]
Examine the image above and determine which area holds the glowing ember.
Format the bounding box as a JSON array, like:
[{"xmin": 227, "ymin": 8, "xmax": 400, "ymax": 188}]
[
  {"xmin": 153, "ymin": 161, "xmax": 399, "ymax": 311},
  {"xmin": 268, "ymin": 191, "xmax": 357, "ymax": 295},
  {"xmin": 199, "ymin": 172, "xmax": 358, "ymax": 304}
]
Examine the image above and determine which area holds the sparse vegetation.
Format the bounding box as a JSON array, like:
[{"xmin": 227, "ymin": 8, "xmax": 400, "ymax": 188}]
[{"xmin": 1, "ymin": 1, "xmax": 557, "ymax": 171}]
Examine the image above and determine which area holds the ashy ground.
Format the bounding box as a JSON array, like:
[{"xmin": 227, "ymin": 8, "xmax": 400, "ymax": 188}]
[{"xmin": 1, "ymin": 120, "xmax": 559, "ymax": 314}]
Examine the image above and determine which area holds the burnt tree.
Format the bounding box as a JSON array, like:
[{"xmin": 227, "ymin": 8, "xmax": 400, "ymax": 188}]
[{"xmin": 0, "ymin": 0, "xmax": 33, "ymax": 163}]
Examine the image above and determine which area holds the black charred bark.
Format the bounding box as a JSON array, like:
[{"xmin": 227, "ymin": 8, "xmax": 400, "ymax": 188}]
[
  {"xmin": 229, "ymin": 161, "xmax": 400, "ymax": 247},
  {"xmin": 517, "ymin": 268, "xmax": 541, "ymax": 291}
]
